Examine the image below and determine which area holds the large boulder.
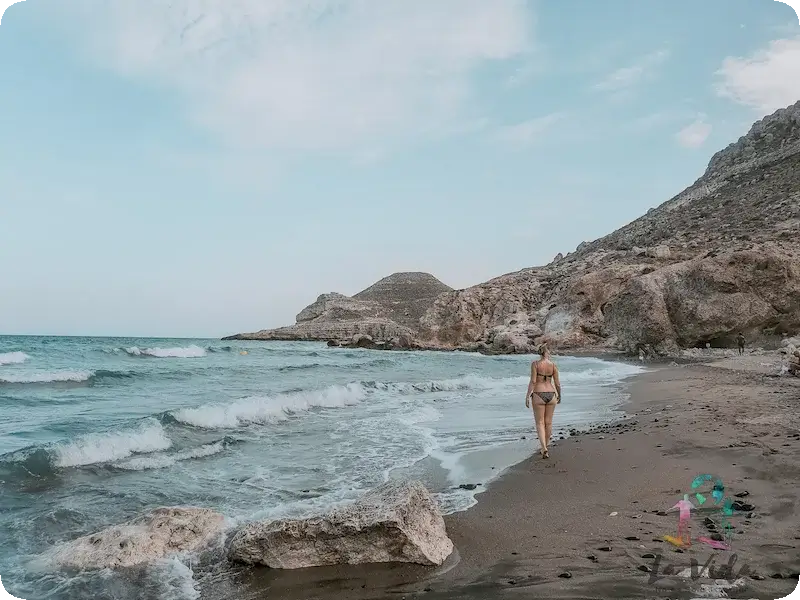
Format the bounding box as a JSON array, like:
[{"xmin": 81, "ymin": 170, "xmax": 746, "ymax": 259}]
[
  {"xmin": 228, "ymin": 480, "xmax": 453, "ymax": 569},
  {"xmin": 49, "ymin": 507, "xmax": 225, "ymax": 570}
]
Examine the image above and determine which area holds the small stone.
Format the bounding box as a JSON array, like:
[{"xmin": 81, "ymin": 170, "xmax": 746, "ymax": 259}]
[
  {"xmin": 598, "ymin": 546, "xmax": 613, "ymax": 552},
  {"xmin": 771, "ymin": 573, "xmax": 784, "ymax": 579},
  {"xmin": 751, "ymin": 574, "xmax": 766, "ymax": 581},
  {"xmin": 625, "ymin": 536, "xmax": 641, "ymax": 541},
  {"xmin": 642, "ymin": 553, "xmax": 656, "ymax": 559},
  {"xmin": 734, "ymin": 491, "xmax": 750, "ymax": 498},
  {"xmin": 587, "ymin": 554, "xmax": 598, "ymax": 562},
  {"xmin": 638, "ymin": 565, "xmax": 652, "ymax": 573},
  {"xmin": 558, "ymin": 572, "xmax": 572, "ymax": 579},
  {"xmin": 459, "ymin": 484, "xmax": 479, "ymax": 491}
]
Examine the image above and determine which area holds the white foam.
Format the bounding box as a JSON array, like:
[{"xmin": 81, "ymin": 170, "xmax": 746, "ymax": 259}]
[
  {"xmin": 0, "ymin": 370, "xmax": 94, "ymax": 384},
  {"xmin": 0, "ymin": 351, "xmax": 30, "ymax": 366},
  {"xmin": 172, "ymin": 383, "xmax": 366, "ymax": 429},
  {"xmin": 54, "ymin": 420, "xmax": 172, "ymax": 468},
  {"xmin": 125, "ymin": 345, "xmax": 207, "ymax": 358},
  {"xmin": 370, "ymin": 374, "xmax": 529, "ymax": 394},
  {"xmin": 153, "ymin": 558, "xmax": 200, "ymax": 600},
  {"xmin": 114, "ymin": 441, "xmax": 225, "ymax": 471}
]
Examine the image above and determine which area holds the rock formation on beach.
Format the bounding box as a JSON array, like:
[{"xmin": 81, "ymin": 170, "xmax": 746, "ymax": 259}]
[
  {"xmin": 224, "ymin": 273, "xmax": 451, "ymax": 344},
  {"xmin": 226, "ymin": 101, "xmax": 800, "ymax": 355},
  {"xmin": 49, "ymin": 507, "xmax": 225, "ymax": 570},
  {"xmin": 228, "ymin": 480, "xmax": 454, "ymax": 569}
]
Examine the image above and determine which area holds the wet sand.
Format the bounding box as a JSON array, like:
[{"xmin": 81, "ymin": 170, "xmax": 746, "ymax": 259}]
[{"xmin": 220, "ymin": 359, "xmax": 800, "ymax": 600}]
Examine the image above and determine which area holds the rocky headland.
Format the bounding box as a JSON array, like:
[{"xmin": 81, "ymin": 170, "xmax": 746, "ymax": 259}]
[{"xmin": 225, "ymin": 100, "xmax": 800, "ymax": 358}]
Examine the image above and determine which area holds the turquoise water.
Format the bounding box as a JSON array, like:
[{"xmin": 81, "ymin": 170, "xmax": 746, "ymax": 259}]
[{"xmin": 0, "ymin": 336, "xmax": 643, "ymax": 599}]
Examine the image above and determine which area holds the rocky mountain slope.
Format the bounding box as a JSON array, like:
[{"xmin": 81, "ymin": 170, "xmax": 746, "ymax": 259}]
[
  {"xmin": 224, "ymin": 273, "xmax": 452, "ymax": 342},
  {"xmin": 225, "ymin": 101, "xmax": 800, "ymax": 355}
]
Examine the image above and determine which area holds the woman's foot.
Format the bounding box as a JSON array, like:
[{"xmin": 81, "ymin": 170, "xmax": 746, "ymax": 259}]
[{"xmin": 541, "ymin": 448, "xmax": 550, "ymax": 459}]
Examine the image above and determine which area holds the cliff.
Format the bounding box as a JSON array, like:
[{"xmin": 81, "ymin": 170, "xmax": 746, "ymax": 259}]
[{"xmin": 225, "ymin": 101, "xmax": 800, "ymax": 355}]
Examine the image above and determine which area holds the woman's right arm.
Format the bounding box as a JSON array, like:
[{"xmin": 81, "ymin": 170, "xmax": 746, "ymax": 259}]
[{"xmin": 525, "ymin": 363, "xmax": 536, "ymax": 408}]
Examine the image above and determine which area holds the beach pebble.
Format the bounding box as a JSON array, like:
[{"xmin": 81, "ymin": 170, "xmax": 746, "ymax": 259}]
[
  {"xmin": 637, "ymin": 565, "xmax": 652, "ymax": 573},
  {"xmin": 458, "ymin": 484, "xmax": 479, "ymax": 491},
  {"xmin": 642, "ymin": 553, "xmax": 656, "ymax": 559},
  {"xmin": 750, "ymin": 574, "xmax": 766, "ymax": 581},
  {"xmin": 598, "ymin": 546, "xmax": 613, "ymax": 552},
  {"xmin": 732, "ymin": 500, "xmax": 755, "ymax": 512},
  {"xmin": 587, "ymin": 554, "xmax": 598, "ymax": 562},
  {"xmin": 558, "ymin": 572, "xmax": 572, "ymax": 579},
  {"xmin": 734, "ymin": 491, "xmax": 750, "ymax": 498},
  {"xmin": 609, "ymin": 512, "xmax": 618, "ymax": 517},
  {"xmin": 625, "ymin": 536, "xmax": 640, "ymax": 541}
]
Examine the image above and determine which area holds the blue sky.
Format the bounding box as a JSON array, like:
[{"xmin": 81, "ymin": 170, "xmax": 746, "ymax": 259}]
[{"xmin": 1, "ymin": 0, "xmax": 799, "ymax": 338}]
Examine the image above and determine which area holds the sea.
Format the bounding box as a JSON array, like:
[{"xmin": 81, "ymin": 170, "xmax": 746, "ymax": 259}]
[{"xmin": 0, "ymin": 336, "xmax": 644, "ymax": 599}]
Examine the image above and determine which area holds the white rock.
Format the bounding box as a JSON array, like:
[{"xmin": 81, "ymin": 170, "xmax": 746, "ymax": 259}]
[
  {"xmin": 228, "ymin": 480, "xmax": 454, "ymax": 569},
  {"xmin": 49, "ymin": 507, "xmax": 225, "ymax": 570}
]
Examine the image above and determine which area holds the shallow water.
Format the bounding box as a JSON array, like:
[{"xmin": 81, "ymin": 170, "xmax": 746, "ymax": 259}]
[{"xmin": 0, "ymin": 336, "xmax": 643, "ymax": 599}]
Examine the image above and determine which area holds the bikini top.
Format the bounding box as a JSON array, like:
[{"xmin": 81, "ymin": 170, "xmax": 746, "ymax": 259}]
[{"xmin": 535, "ymin": 361, "xmax": 555, "ymax": 381}]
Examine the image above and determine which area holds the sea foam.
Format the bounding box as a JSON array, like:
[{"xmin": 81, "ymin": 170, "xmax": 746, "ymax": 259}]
[{"xmin": 0, "ymin": 351, "xmax": 30, "ymax": 366}]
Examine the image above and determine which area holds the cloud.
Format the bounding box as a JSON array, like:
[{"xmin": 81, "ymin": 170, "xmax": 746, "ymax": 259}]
[
  {"xmin": 716, "ymin": 37, "xmax": 800, "ymax": 114},
  {"xmin": 53, "ymin": 0, "xmax": 533, "ymax": 155},
  {"xmin": 492, "ymin": 113, "xmax": 565, "ymax": 147},
  {"xmin": 675, "ymin": 119, "xmax": 712, "ymax": 148},
  {"xmin": 593, "ymin": 49, "xmax": 670, "ymax": 93}
]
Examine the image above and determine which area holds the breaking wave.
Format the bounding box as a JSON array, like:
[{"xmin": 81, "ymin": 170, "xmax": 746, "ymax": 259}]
[
  {"xmin": 53, "ymin": 420, "xmax": 172, "ymax": 468},
  {"xmin": 171, "ymin": 383, "xmax": 367, "ymax": 429},
  {"xmin": 124, "ymin": 345, "xmax": 207, "ymax": 358},
  {"xmin": 0, "ymin": 369, "xmax": 135, "ymax": 385},
  {"xmin": 0, "ymin": 351, "xmax": 30, "ymax": 365},
  {"xmin": 113, "ymin": 439, "xmax": 231, "ymax": 471},
  {"xmin": 0, "ymin": 370, "xmax": 95, "ymax": 384},
  {"xmin": 0, "ymin": 420, "xmax": 173, "ymax": 481}
]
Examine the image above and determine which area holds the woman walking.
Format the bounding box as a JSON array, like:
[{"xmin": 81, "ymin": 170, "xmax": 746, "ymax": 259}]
[{"xmin": 525, "ymin": 344, "xmax": 561, "ymax": 459}]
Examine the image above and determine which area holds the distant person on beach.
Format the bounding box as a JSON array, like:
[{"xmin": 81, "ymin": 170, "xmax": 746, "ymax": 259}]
[
  {"xmin": 525, "ymin": 344, "xmax": 561, "ymax": 460},
  {"xmin": 737, "ymin": 333, "xmax": 746, "ymax": 356}
]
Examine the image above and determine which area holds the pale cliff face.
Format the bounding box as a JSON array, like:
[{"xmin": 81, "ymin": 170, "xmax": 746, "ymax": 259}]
[{"xmin": 416, "ymin": 100, "xmax": 800, "ymax": 354}]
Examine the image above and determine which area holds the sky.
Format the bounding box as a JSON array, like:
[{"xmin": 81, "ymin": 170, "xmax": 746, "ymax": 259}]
[{"xmin": 1, "ymin": 0, "xmax": 799, "ymax": 338}]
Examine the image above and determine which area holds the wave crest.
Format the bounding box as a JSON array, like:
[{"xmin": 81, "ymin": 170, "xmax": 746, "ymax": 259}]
[
  {"xmin": 0, "ymin": 370, "xmax": 95, "ymax": 384},
  {"xmin": 54, "ymin": 420, "xmax": 172, "ymax": 468},
  {"xmin": 0, "ymin": 351, "xmax": 30, "ymax": 366},
  {"xmin": 124, "ymin": 345, "xmax": 207, "ymax": 358},
  {"xmin": 113, "ymin": 439, "xmax": 230, "ymax": 471},
  {"xmin": 172, "ymin": 383, "xmax": 367, "ymax": 429}
]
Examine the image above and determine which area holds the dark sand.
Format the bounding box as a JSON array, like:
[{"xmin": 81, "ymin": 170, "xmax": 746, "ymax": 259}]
[{"xmin": 218, "ymin": 360, "xmax": 800, "ymax": 600}]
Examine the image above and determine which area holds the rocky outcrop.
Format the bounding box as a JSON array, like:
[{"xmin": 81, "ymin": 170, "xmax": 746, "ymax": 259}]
[
  {"xmin": 416, "ymin": 101, "xmax": 800, "ymax": 354},
  {"xmin": 224, "ymin": 273, "xmax": 451, "ymax": 343},
  {"xmin": 227, "ymin": 480, "xmax": 453, "ymax": 569},
  {"xmin": 49, "ymin": 507, "xmax": 225, "ymax": 570},
  {"xmin": 225, "ymin": 101, "xmax": 800, "ymax": 355}
]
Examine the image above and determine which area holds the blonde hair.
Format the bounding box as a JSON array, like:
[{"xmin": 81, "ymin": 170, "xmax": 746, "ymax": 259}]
[{"xmin": 538, "ymin": 343, "xmax": 550, "ymax": 358}]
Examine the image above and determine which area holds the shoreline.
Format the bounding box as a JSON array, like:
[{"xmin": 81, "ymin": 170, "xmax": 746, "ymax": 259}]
[{"xmin": 217, "ymin": 357, "xmax": 800, "ymax": 600}]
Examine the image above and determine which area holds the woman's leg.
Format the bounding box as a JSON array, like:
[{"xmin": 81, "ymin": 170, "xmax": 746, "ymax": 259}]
[
  {"xmin": 533, "ymin": 403, "xmax": 547, "ymax": 456},
  {"xmin": 544, "ymin": 403, "xmax": 557, "ymax": 450}
]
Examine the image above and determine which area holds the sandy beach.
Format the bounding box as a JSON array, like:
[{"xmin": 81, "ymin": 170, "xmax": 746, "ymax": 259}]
[{"xmin": 223, "ymin": 355, "xmax": 800, "ymax": 600}]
